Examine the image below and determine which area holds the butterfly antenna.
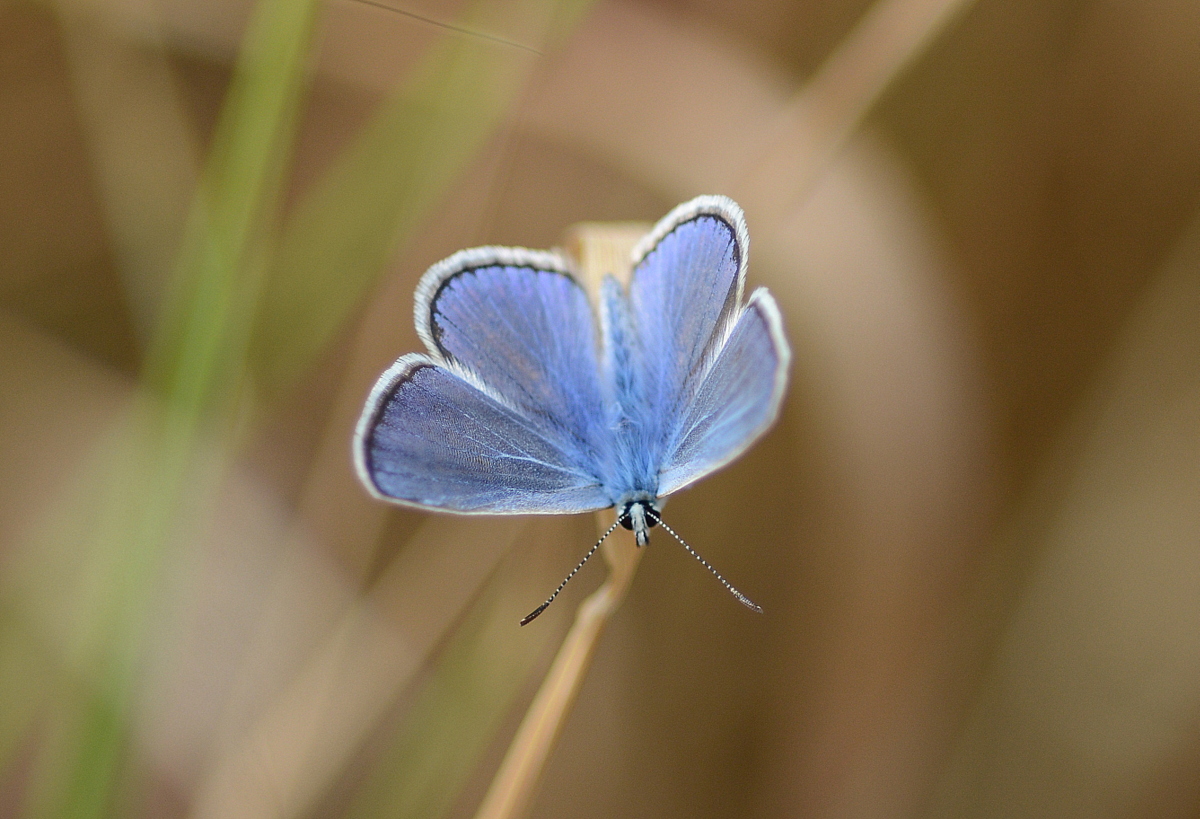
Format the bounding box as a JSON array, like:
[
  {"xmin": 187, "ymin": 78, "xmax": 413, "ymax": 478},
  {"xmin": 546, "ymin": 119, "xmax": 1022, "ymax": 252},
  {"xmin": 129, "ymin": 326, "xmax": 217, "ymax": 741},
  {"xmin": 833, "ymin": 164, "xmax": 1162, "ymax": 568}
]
[
  {"xmin": 521, "ymin": 519, "xmax": 622, "ymax": 626},
  {"xmin": 645, "ymin": 510, "xmax": 763, "ymax": 614}
]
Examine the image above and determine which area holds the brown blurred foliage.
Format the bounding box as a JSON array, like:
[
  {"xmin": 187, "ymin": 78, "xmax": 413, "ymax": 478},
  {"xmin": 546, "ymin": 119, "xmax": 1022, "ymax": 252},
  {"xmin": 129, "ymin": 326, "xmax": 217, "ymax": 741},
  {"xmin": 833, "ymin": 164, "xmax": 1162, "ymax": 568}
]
[{"xmin": 2, "ymin": 0, "xmax": 1199, "ymax": 817}]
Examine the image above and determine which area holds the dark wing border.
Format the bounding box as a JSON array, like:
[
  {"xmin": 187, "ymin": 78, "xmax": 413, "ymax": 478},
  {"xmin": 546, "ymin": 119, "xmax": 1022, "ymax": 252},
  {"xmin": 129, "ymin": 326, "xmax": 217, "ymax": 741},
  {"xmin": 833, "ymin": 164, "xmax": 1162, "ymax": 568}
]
[
  {"xmin": 628, "ymin": 194, "xmax": 749, "ymax": 313},
  {"xmin": 413, "ymin": 245, "xmax": 582, "ymax": 365}
]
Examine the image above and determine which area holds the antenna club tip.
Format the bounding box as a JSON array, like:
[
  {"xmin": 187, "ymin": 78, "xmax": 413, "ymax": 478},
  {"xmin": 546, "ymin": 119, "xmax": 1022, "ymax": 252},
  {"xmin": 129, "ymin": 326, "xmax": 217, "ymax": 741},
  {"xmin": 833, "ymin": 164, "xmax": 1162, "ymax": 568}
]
[
  {"xmin": 520, "ymin": 603, "xmax": 550, "ymax": 626},
  {"xmin": 734, "ymin": 592, "xmax": 764, "ymax": 613}
]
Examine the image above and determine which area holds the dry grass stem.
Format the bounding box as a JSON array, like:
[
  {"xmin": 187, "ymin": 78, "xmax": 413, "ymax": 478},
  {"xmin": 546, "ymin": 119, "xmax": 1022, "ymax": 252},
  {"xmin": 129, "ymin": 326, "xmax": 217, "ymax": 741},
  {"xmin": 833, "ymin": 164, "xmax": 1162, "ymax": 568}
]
[
  {"xmin": 472, "ymin": 520, "xmax": 641, "ymax": 819},
  {"xmin": 470, "ymin": 223, "xmax": 648, "ymax": 819},
  {"xmin": 469, "ymin": 0, "xmax": 979, "ymax": 800},
  {"xmin": 739, "ymin": 0, "xmax": 979, "ymax": 220}
]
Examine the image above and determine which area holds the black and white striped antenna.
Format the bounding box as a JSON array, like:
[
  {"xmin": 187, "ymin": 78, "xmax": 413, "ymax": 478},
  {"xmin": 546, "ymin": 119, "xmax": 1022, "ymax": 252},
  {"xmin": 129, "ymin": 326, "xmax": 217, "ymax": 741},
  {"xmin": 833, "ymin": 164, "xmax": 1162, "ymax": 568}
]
[
  {"xmin": 644, "ymin": 508, "xmax": 763, "ymax": 613},
  {"xmin": 520, "ymin": 519, "xmax": 621, "ymax": 626},
  {"xmin": 520, "ymin": 509, "xmax": 762, "ymax": 626}
]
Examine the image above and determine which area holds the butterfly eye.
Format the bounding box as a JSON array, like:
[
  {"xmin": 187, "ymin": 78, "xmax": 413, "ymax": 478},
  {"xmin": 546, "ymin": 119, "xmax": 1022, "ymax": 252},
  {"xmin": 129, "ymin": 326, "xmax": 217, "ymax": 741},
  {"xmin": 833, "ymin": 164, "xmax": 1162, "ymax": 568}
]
[{"xmin": 617, "ymin": 501, "xmax": 660, "ymax": 531}]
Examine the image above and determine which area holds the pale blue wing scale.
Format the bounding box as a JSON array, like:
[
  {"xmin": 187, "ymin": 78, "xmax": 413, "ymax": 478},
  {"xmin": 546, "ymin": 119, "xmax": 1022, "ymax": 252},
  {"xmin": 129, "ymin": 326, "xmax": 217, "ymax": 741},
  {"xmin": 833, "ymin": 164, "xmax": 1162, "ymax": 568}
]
[
  {"xmin": 625, "ymin": 196, "xmax": 748, "ymax": 470},
  {"xmin": 415, "ymin": 247, "xmax": 609, "ymax": 479},
  {"xmin": 656, "ymin": 289, "xmax": 791, "ymax": 497},
  {"xmin": 353, "ymin": 354, "xmax": 611, "ymax": 514}
]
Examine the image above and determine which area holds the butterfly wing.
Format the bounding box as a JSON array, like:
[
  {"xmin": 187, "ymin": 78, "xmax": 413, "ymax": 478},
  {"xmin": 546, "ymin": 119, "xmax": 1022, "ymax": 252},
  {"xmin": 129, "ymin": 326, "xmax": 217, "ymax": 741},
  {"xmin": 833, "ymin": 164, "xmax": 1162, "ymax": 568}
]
[
  {"xmin": 628, "ymin": 196, "xmax": 746, "ymax": 437},
  {"xmin": 355, "ymin": 355, "xmax": 610, "ymax": 513},
  {"xmin": 626, "ymin": 196, "xmax": 789, "ymax": 497},
  {"xmin": 656, "ymin": 289, "xmax": 790, "ymax": 496},
  {"xmin": 354, "ymin": 248, "xmax": 611, "ymax": 514}
]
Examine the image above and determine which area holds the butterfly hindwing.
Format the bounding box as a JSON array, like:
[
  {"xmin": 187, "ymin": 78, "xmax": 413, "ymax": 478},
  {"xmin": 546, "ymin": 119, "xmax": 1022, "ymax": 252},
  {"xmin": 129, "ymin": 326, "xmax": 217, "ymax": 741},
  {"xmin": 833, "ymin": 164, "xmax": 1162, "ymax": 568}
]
[
  {"xmin": 354, "ymin": 354, "xmax": 610, "ymax": 514},
  {"xmin": 656, "ymin": 289, "xmax": 791, "ymax": 496}
]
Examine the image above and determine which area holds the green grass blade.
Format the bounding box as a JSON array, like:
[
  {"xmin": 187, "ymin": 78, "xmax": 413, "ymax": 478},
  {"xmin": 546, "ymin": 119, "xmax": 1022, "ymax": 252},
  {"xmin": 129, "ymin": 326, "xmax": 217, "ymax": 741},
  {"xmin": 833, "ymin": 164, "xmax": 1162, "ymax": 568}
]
[
  {"xmin": 248, "ymin": 0, "xmax": 598, "ymax": 396},
  {"xmin": 27, "ymin": 0, "xmax": 322, "ymax": 815}
]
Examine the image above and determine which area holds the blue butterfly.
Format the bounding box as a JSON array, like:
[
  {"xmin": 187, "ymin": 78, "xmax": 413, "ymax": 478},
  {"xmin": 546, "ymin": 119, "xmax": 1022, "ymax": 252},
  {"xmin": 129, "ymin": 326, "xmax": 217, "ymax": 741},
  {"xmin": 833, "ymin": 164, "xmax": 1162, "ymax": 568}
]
[{"xmin": 353, "ymin": 195, "xmax": 790, "ymax": 623}]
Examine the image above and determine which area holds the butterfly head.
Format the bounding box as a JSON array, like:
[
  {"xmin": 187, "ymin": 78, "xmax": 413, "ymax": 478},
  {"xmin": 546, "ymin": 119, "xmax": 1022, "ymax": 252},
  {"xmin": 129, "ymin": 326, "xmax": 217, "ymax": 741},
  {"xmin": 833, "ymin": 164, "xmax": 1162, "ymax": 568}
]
[{"xmin": 617, "ymin": 498, "xmax": 660, "ymax": 546}]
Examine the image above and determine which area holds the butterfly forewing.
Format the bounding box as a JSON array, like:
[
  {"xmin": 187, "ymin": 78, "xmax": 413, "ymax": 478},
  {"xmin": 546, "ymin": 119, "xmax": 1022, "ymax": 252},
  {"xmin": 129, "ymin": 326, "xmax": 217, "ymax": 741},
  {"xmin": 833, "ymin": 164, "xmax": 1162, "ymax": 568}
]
[
  {"xmin": 354, "ymin": 354, "xmax": 610, "ymax": 514},
  {"xmin": 626, "ymin": 198, "xmax": 747, "ymax": 473},
  {"xmin": 418, "ymin": 248, "xmax": 609, "ymax": 475}
]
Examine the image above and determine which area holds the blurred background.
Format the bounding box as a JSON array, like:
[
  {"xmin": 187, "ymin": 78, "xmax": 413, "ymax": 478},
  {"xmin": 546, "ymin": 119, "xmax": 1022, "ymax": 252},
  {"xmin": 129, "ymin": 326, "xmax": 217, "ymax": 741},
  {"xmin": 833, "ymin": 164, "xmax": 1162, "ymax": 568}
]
[{"xmin": 2, "ymin": 0, "xmax": 1199, "ymax": 817}]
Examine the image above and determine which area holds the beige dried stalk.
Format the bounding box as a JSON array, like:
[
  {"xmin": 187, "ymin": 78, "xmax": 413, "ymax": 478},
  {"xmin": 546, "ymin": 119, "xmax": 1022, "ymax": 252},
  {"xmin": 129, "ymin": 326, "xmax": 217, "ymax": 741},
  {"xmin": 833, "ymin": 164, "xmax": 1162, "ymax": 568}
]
[
  {"xmin": 473, "ymin": 0, "xmax": 978, "ymax": 814},
  {"xmin": 471, "ymin": 223, "xmax": 648, "ymax": 819}
]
